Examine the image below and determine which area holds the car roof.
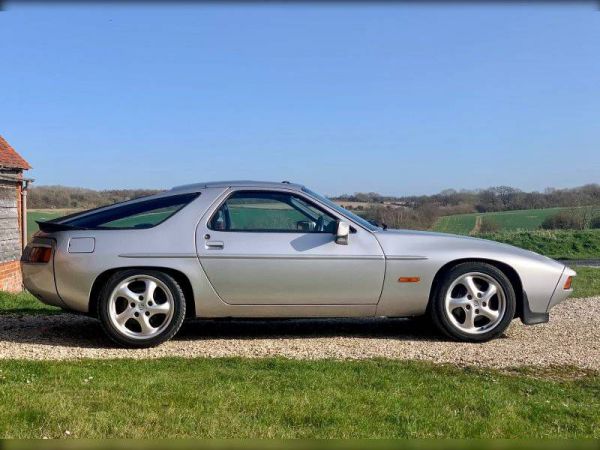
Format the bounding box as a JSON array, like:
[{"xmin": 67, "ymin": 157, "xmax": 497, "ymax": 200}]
[{"xmin": 169, "ymin": 180, "xmax": 305, "ymax": 193}]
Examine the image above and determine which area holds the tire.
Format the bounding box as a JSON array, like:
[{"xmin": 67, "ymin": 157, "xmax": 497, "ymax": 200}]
[
  {"xmin": 98, "ymin": 269, "xmax": 186, "ymax": 348},
  {"xmin": 430, "ymin": 262, "xmax": 516, "ymax": 342}
]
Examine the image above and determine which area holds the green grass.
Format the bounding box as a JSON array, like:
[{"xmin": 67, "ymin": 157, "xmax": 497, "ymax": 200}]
[
  {"xmin": 432, "ymin": 211, "xmax": 600, "ymax": 260},
  {"xmin": 479, "ymin": 229, "xmax": 600, "ymax": 260},
  {"xmin": 479, "ymin": 207, "xmax": 566, "ymax": 232},
  {"xmin": 0, "ymin": 290, "xmax": 59, "ymax": 315},
  {"xmin": 432, "ymin": 214, "xmax": 478, "ymax": 234},
  {"xmin": 27, "ymin": 209, "xmax": 75, "ymax": 240},
  {"xmin": 3, "ymin": 443, "xmax": 597, "ymax": 450},
  {"xmin": 433, "ymin": 207, "xmax": 568, "ymax": 235},
  {"xmin": 3, "ymin": 442, "xmax": 597, "ymax": 450},
  {"xmin": 570, "ymin": 266, "xmax": 600, "ymax": 298},
  {"xmin": 0, "ymin": 358, "xmax": 597, "ymax": 439}
]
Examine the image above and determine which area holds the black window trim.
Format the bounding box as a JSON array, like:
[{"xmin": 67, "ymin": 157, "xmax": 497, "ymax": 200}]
[
  {"xmin": 207, "ymin": 189, "xmax": 345, "ymax": 234},
  {"xmin": 301, "ymin": 187, "xmax": 378, "ymax": 232},
  {"xmin": 57, "ymin": 192, "xmax": 201, "ymax": 231}
]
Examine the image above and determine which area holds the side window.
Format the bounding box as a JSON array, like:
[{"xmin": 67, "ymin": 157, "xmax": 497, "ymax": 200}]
[
  {"xmin": 64, "ymin": 193, "xmax": 199, "ymax": 229},
  {"xmin": 209, "ymin": 191, "xmax": 337, "ymax": 233}
]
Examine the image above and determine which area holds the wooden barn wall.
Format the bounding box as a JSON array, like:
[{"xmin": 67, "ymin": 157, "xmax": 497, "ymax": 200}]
[{"xmin": 0, "ymin": 179, "xmax": 21, "ymax": 263}]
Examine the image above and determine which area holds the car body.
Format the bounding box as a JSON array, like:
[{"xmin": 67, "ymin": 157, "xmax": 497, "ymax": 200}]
[{"xmin": 22, "ymin": 180, "xmax": 576, "ymax": 347}]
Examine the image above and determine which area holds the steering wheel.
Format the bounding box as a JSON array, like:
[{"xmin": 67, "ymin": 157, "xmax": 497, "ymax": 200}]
[{"xmin": 315, "ymin": 215, "xmax": 324, "ymax": 232}]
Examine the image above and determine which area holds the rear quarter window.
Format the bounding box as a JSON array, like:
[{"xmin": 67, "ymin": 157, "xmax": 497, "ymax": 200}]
[{"xmin": 63, "ymin": 193, "xmax": 199, "ymax": 229}]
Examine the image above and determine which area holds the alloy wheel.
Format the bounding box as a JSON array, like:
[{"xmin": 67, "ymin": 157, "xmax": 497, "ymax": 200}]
[
  {"xmin": 107, "ymin": 275, "xmax": 175, "ymax": 340},
  {"xmin": 444, "ymin": 272, "xmax": 506, "ymax": 335}
]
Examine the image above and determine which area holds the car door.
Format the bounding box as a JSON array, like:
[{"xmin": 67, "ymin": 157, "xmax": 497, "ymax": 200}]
[{"xmin": 195, "ymin": 188, "xmax": 385, "ymax": 305}]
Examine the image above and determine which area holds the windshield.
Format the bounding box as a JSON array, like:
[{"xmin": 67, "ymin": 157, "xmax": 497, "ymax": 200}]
[{"xmin": 302, "ymin": 187, "xmax": 380, "ymax": 232}]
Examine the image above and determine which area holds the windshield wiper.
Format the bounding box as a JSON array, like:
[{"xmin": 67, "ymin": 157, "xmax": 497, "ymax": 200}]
[{"xmin": 368, "ymin": 220, "xmax": 388, "ymax": 230}]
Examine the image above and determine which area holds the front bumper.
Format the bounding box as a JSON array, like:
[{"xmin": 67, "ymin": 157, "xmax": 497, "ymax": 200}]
[
  {"xmin": 547, "ymin": 266, "xmax": 576, "ymax": 311},
  {"xmin": 521, "ymin": 291, "xmax": 549, "ymax": 325},
  {"xmin": 521, "ymin": 266, "xmax": 576, "ymax": 325}
]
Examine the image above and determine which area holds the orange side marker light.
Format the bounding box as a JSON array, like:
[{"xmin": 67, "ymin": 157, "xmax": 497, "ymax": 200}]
[
  {"xmin": 398, "ymin": 277, "xmax": 420, "ymax": 283},
  {"xmin": 563, "ymin": 276, "xmax": 573, "ymax": 290}
]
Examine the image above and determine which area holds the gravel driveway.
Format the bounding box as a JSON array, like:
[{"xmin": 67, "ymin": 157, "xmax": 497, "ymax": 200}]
[{"xmin": 0, "ymin": 297, "xmax": 598, "ymax": 369}]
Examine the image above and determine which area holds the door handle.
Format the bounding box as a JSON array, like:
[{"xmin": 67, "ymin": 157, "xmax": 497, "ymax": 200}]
[{"xmin": 205, "ymin": 241, "xmax": 224, "ymax": 250}]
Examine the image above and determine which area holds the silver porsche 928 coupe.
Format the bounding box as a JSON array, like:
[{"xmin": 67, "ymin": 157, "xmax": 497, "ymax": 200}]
[{"xmin": 22, "ymin": 181, "xmax": 575, "ymax": 348}]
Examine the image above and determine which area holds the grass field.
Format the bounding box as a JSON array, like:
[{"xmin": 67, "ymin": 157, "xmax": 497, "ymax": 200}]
[
  {"xmin": 479, "ymin": 230, "xmax": 600, "ymax": 260},
  {"xmin": 431, "ymin": 213, "xmax": 478, "ymax": 234},
  {"xmin": 0, "ymin": 357, "xmax": 598, "ymax": 439},
  {"xmin": 433, "ymin": 207, "xmax": 567, "ymax": 235},
  {"xmin": 27, "ymin": 209, "xmax": 75, "ymax": 240},
  {"xmin": 0, "ymin": 270, "xmax": 598, "ymax": 439},
  {"xmin": 14, "ymin": 207, "xmax": 600, "ymax": 441},
  {"xmin": 431, "ymin": 208, "xmax": 600, "ymax": 260},
  {"xmin": 0, "ymin": 290, "xmax": 60, "ymax": 315},
  {"xmin": 570, "ymin": 266, "xmax": 600, "ymax": 298}
]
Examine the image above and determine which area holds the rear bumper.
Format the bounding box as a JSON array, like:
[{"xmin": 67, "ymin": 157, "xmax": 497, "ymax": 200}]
[
  {"xmin": 21, "ymin": 238, "xmax": 68, "ymax": 309},
  {"xmin": 22, "ymin": 262, "xmax": 66, "ymax": 309}
]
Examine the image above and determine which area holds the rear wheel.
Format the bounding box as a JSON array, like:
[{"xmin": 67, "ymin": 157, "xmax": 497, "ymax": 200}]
[
  {"xmin": 431, "ymin": 262, "xmax": 516, "ymax": 342},
  {"xmin": 98, "ymin": 269, "xmax": 186, "ymax": 348}
]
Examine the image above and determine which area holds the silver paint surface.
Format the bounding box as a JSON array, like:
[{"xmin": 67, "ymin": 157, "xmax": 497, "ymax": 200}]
[{"xmin": 22, "ymin": 181, "xmax": 575, "ymax": 320}]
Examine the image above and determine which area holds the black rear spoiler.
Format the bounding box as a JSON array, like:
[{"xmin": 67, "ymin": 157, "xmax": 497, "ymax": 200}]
[{"xmin": 36, "ymin": 221, "xmax": 87, "ymax": 233}]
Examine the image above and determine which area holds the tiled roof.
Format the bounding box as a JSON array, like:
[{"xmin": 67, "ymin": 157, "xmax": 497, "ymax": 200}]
[{"xmin": 0, "ymin": 135, "xmax": 31, "ymax": 170}]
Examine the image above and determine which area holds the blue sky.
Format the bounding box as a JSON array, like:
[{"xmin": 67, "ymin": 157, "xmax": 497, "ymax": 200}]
[{"xmin": 0, "ymin": 2, "xmax": 598, "ymax": 196}]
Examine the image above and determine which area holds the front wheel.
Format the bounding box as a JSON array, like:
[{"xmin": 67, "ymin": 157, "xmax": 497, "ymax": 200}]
[
  {"xmin": 98, "ymin": 269, "xmax": 186, "ymax": 348},
  {"xmin": 430, "ymin": 262, "xmax": 516, "ymax": 342}
]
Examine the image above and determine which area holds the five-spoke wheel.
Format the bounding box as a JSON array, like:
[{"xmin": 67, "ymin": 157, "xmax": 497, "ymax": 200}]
[
  {"xmin": 108, "ymin": 275, "xmax": 175, "ymax": 339},
  {"xmin": 98, "ymin": 270, "xmax": 186, "ymax": 348},
  {"xmin": 431, "ymin": 262, "xmax": 516, "ymax": 342},
  {"xmin": 445, "ymin": 272, "xmax": 506, "ymax": 334}
]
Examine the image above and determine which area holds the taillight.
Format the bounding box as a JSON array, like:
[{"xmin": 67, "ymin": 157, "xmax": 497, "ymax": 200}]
[
  {"xmin": 563, "ymin": 276, "xmax": 573, "ymax": 290},
  {"xmin": 24, "ymin": 246, "xmax": 53, "ymax": 263}
]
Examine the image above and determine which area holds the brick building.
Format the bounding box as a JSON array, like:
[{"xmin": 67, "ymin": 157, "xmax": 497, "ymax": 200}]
[{"xmin": 0, "ymin": 136, "xmax": 32, "ymax": 292}]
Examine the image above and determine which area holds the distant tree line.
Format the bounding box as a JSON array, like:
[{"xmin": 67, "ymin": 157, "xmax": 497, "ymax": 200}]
[
  {"xmin": 28, "ymin": 186, "xmax": 162, "ymax": 210},
  {"xmin": 335, "ymin": 184, "xmax": 600, "ymax": 213},
  {"xmin": 335, "ymin": 184, "xmax": 600, "ymax": 230},
  {"xmin": 28, "ymin": 183, "xmax": 600, "ymax": 232}
]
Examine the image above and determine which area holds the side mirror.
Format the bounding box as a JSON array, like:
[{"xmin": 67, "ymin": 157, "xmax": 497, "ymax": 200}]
[{"xmin": 335, "ymin": 221, "xmax": 350, "ymax": 245}]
